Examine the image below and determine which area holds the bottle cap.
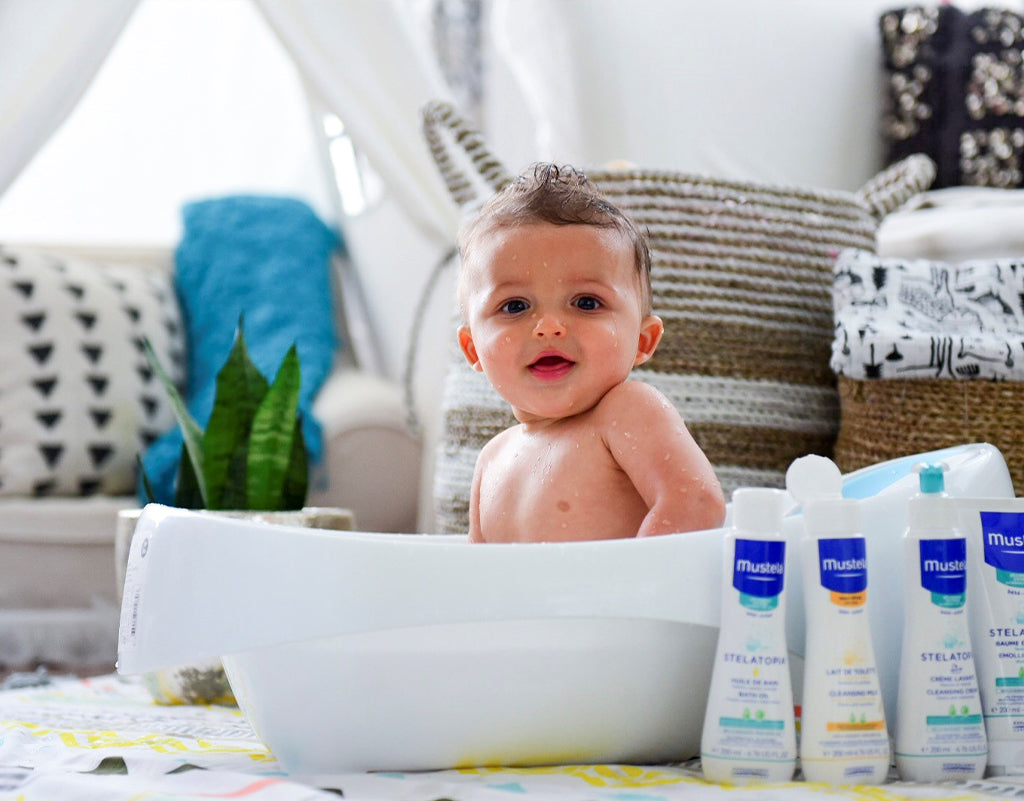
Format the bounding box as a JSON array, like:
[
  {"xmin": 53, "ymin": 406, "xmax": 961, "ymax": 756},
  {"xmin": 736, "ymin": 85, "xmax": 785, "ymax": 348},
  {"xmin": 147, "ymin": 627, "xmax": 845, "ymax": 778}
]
[
  {"xmin": 785, "ymin": 454, "xmax": 841, "ymax": 502},
  {"xmin": 909, "ymin": 461, "xmax": 954, "ymax": 530},
  {"xmin": 785, "ymin": 454, "xmax": 861, "ymax": 536},
  {"xmin": 731, "ymin": 487, "xmax": 785, "ymax": 535},
  {"xmin": 914, "ymin": 462, "xmax": 948, "ymax": 494}
]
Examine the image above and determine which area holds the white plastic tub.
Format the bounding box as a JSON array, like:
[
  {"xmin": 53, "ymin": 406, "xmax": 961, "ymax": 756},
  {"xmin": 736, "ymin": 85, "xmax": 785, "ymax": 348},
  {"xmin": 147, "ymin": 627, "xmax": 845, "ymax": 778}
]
[
  {"xmin": 224, "ymin": 619, "xmax": 718, "ymax": 774},
  {"xmin": 118, "ymin": 508, "xmax": 725, "ymax": 774},
  {"xmin": 118, "ymin": 443, "xmax": 1013, "ymax": 776}
]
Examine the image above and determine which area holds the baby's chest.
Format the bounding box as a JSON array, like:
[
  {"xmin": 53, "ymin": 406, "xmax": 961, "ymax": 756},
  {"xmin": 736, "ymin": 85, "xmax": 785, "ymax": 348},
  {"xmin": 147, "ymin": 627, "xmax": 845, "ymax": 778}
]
[{"xmin": 481, "ymin": 436, "xmax": 629, "ymax": 512}]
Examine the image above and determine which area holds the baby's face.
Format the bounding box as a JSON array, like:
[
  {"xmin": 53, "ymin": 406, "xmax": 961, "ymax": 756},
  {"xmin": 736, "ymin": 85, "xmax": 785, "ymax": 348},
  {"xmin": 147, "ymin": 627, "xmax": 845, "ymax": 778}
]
[{"xmin": 458, "ymin": 222, "xmax": 659, "ymax": 425}]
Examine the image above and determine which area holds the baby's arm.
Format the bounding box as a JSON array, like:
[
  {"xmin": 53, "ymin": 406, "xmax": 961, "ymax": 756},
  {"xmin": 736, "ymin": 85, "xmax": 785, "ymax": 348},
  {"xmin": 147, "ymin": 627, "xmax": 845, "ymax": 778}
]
[
  {"xmin": 599, "ymin": 381, "xmax": 725, "ymax": 536},
  {"xmin": 467, "ymin": 445, "xmax": 486, "ymax": 543}
]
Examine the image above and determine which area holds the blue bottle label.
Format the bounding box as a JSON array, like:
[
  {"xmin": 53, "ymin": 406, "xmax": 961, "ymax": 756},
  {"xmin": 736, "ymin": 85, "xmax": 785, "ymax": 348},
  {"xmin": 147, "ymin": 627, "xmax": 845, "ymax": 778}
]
[
  {"xmin": 733, "ymin": 539, "xmax": 785, "ymax": 610},
  {"xmin": 818, "ymin": 537, "xmax": 868, "ymax": 594},
  {"xmin": 919, "ymin": 538, "xmax": 966, "ymax": 608},
  {"xmin": 981, "ymin": 511, "xmax": 1024, "ymax": 587}
]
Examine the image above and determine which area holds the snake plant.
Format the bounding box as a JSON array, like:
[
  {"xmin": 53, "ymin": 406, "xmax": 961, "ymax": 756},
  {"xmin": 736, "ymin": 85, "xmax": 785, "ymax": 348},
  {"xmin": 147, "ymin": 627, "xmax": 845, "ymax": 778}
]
[{"xmin": 140, "ymin": 319, "xmax": 308, "ymax": 511}]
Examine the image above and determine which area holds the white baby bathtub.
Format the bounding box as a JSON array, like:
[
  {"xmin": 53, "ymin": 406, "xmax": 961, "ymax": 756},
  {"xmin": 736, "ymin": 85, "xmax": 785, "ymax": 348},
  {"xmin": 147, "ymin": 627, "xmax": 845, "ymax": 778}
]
[
  {"xmin": 117, "ymin": 442, "xmax": 1013, "ymax": 777},
  {"xmin": 224, "ymin": 619, "xmax": 718, "ymax": 773}
]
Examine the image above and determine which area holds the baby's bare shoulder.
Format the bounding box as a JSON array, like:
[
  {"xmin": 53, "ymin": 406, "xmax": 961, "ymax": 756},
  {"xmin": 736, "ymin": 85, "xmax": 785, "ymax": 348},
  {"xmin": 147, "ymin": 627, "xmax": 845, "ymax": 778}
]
[
  {"xmin": 596, "ymin": 380, "xmax": 679, "ymax": 420},
  {"xmin": 477, "ymin": 423, "xmax": 522, "ymax": 463}
]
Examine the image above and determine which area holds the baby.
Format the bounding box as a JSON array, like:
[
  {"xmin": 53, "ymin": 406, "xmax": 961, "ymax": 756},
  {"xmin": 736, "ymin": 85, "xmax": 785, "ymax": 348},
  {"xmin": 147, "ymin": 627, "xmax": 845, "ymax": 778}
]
[{"xmin": 456, "ymin": 163, "xmax": 725, "ymax": 543}]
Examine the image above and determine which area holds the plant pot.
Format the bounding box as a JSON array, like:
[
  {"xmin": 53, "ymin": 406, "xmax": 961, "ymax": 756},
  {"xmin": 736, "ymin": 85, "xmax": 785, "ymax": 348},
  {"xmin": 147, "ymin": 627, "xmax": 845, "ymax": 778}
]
[{"xmin": 115, "ymin": 505, "xmax": 354, "ymax": 705}]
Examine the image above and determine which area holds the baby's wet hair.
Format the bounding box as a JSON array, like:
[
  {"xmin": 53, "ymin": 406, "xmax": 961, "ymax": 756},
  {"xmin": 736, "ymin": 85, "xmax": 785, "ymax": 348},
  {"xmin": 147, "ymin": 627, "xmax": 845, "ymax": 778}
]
[{"xmin": 457, "ymin": 162, "xmax": 653, "ymax": 313}]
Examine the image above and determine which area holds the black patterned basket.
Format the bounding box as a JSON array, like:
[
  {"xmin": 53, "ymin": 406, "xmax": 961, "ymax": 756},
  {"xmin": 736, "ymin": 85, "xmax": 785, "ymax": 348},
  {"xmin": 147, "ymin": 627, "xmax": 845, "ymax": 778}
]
[{"xmin": 422, "ymin": 100, "xmax": 935, "ymax": 534}]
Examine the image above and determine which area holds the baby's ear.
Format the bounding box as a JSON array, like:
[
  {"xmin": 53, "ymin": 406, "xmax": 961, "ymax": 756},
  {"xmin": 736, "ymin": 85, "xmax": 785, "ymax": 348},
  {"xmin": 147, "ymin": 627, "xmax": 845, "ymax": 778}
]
[
  {"xmin": 633, "ymin": 315, "xmax": 664, "ymax": 367},
  {"xmin": 458, "ymin": 325, "xmax": 483, "ymax": 371}
]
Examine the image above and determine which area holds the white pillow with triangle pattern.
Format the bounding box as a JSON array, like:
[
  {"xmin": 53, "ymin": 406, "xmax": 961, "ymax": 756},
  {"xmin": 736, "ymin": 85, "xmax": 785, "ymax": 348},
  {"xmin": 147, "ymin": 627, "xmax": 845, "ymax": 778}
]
[{"xmin": 0, "ymin": 245, "xmax": 185, "ymax": 497}]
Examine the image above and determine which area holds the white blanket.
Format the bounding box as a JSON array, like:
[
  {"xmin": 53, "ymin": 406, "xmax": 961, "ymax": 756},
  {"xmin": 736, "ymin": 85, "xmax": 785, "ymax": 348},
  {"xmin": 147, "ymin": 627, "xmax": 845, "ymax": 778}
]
[{"xmin": 0, "ymin": 675, "xmax": 1023, "ymax": 801}]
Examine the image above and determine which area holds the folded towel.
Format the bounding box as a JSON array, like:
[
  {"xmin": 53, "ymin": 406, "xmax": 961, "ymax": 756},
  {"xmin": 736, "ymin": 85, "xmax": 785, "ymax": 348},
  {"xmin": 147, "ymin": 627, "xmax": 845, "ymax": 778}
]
[{"xmin": 831, "ymin": 248, "xmax": 1024, "ymax": 381}]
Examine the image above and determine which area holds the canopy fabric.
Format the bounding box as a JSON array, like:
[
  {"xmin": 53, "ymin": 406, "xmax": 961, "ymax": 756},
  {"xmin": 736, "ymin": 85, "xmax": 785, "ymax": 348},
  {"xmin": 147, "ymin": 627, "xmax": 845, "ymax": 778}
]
[
  {"xmin": 0, "ymin": 0, "xmax": 140, "ymax": 197},
  {"xmin": 253, "ymin": 0, "xmax": 459, "ymax": 245},
  {"xmin": 0, "ymin": 0, "xmax": 462, "ymax": 247}
]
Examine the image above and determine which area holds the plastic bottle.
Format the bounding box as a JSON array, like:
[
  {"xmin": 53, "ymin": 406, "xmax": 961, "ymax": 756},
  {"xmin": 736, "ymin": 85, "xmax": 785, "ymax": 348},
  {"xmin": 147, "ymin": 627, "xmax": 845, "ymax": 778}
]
[
  {"xmin": 701, "ymin": 487, "xmax": 797, "ymax": 784},
  {"xmin": 785, "ymin": 455, "xmax": 889, "ymax": 784},
  {"xmin": 895, "ymin": 463, "xmax": 987, "ymax": 781},
  {"xmin": 960, "ymin": 497, "xmax": 1024, "ymax": 775}
]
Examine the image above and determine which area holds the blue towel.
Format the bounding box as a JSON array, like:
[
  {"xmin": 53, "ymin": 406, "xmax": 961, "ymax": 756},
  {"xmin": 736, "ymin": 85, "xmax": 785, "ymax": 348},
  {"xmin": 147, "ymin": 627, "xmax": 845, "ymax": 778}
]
[{"xmin": 140, "ymin": 195, "xmax": 341, "ymax": 505}]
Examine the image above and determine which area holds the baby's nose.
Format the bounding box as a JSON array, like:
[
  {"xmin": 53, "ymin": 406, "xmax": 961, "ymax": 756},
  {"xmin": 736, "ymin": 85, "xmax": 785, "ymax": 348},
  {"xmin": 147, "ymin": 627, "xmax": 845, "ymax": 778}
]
[{"xmin": 532, "ymin": 312, "xmax": 566, "ymax": 337}]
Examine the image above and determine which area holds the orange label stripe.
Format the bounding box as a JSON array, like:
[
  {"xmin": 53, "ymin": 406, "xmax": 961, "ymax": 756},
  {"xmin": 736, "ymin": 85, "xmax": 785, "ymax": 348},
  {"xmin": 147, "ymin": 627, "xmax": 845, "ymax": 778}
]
[{"xmin": 826, "ymin": 720, "xmax": 885, "ymax": 732}]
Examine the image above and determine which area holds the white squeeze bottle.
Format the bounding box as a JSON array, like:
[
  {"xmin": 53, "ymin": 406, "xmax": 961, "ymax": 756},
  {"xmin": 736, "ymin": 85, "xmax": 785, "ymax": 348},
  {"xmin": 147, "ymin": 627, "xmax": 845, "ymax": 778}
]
[
  {"xmin": 786, "ymin": 455, "xmax": 890, "ymax": 784},
  {"xmin": 961, "ymin": 497, "xmax": 1024, "ymax": 775},
  {"xmin": 895, "ymin": 463, "xmax": 987, "ymax": 781},
  {"xmin": 701, "ymin": 487, "xmax": 797, "ymax": 784}
]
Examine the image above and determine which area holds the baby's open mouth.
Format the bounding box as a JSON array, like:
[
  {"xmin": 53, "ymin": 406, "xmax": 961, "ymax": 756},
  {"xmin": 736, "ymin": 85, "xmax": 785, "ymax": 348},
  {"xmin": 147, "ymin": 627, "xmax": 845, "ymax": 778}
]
[{"xmin": 529, "ymin": 354, "xmax": 575, "ymax": 378}]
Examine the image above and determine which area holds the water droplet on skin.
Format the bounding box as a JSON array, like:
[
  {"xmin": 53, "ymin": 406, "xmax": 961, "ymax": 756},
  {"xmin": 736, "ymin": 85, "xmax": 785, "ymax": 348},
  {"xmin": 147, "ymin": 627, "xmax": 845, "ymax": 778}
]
[
  {"xmin": 663, "ymin": 453, "xmax": 671, "ymax": 461},
  {"xmin": 561, "ymin": 521, "xmax": 568, "ymax": 529}
]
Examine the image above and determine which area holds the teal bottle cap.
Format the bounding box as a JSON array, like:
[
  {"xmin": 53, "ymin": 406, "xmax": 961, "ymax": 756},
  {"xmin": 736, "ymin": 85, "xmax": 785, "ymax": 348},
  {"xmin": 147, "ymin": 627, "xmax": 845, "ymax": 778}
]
[{"xmin": 913, "ymin": 462, "xmax": 948, "ymax": 494}]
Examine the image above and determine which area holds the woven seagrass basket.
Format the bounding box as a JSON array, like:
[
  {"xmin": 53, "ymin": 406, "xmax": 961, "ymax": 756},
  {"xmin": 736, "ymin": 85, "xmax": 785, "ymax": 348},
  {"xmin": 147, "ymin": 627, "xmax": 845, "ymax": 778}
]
[
  {"xmin": 422, "ymin": 100, "xmax": 935, "ymax": 534},
  {"xmin": 835, "ymin": 377, "xmax": 1022, "ymax": 493}
]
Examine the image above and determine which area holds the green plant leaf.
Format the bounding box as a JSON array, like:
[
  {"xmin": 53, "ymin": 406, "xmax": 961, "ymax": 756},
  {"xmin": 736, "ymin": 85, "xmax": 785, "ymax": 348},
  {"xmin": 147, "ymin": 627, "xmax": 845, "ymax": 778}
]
[
  {"xmin": 246, "ymin": 345, "xmax": 302, "ymax": 510},
  {"xmin": 279, "ymin": 414, "xmax": 309, "ymax": 511},
  {"xmin": 136, "ymin": 454, "xmax": 156, "ymax": 504},
  {"xmin": 143, "ymin": 338, "xmax": 209, "ymax": 507},
  {"xmin": 202, "ymin": 323, "xmax": 269, "ymax": 509},
  {"xmin": 219, "ymin": 445, "xmax": 250, "ymax": 511},
  {"xmin": 175, "ymin": 443, "xmax": 205, "ymax": 509}
]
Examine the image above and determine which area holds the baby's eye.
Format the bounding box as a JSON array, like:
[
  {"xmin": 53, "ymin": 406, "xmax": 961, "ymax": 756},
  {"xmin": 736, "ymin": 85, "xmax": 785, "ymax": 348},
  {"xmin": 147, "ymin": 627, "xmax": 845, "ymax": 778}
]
[
  {"xmin": 500, "ymin": 299, "xmax": 529, "ymax": 315},
  {"xmin": 573, "ymin": 295, "xmax": 602, "ymax": 311}
]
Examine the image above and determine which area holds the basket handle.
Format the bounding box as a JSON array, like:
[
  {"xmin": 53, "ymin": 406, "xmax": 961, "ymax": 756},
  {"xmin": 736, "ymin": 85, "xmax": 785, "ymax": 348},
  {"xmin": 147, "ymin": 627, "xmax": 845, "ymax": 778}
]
[
  {"xmin": 422, "ymin": 99, "xmax": 513, "ymax": 208},
  {"xmin": 855, "ymin": 154, "xmax": 936, "ymax": 220}
]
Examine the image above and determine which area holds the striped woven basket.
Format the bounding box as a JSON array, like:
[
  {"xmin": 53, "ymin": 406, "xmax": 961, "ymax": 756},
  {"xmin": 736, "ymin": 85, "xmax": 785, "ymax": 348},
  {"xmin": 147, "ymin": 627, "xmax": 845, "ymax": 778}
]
[{"xmin": 422, "ymin": 100, "xmax": 935, "ymax": 534}]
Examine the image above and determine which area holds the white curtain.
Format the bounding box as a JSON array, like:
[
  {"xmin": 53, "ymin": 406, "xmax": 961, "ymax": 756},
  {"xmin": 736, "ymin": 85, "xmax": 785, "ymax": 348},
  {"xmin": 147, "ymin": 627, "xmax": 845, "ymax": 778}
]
[
  {"xmin": 0, "ymin": 0, "xmax": 140, "ymax": 197},
  {"xmin": 491, "ymin": 0, "xmax": 583, "ymax": 163},
  {"xmin": 253, "ymin": 0, "xmax": 461, "ymax": 247}
]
